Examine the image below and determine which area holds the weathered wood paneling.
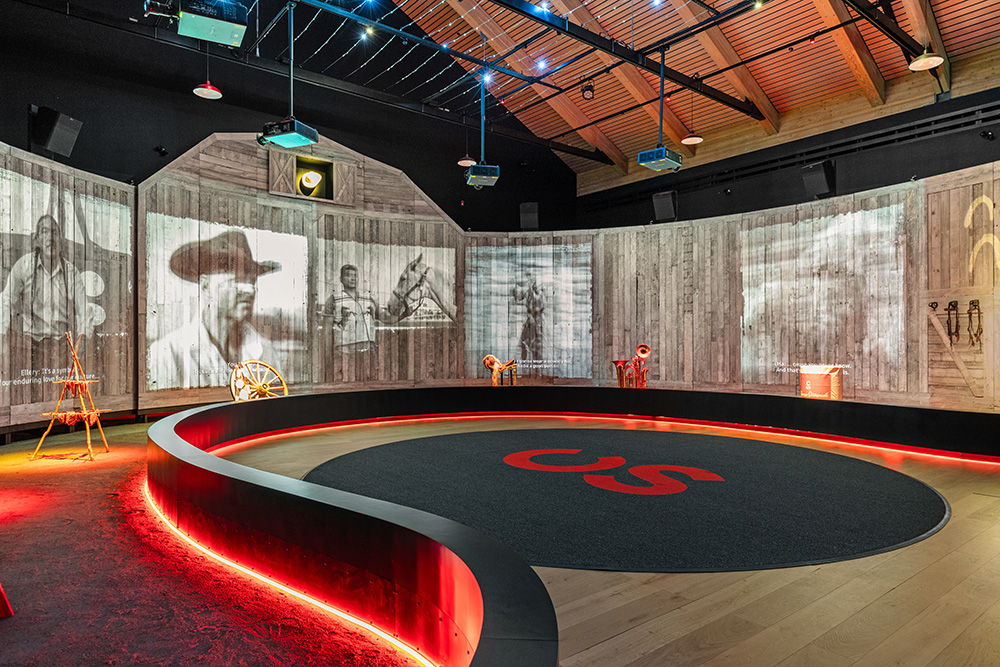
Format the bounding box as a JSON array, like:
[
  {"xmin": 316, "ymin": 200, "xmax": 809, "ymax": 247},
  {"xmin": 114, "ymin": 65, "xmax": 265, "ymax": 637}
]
[
  {"xmin": 7, "ymin": 134, "xmax": 998, "ymax": 427},
  {"xmin": 1, "ymin": 145, "xmax": 135, "ymax": 428},
  {"xmin": 139, "ymin": 134, "xmax": 462, "ymax": 410}
]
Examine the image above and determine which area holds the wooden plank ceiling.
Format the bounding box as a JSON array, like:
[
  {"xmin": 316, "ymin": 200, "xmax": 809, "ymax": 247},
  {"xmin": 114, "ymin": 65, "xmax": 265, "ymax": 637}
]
[{"xmin": 378, "ymin": 0, "xmax": 999, "ymax": 174}]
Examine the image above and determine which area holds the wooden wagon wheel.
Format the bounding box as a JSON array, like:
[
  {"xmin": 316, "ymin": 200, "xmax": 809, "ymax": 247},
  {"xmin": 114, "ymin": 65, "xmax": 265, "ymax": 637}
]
[{"xmin": 230, "ymin": 360, "xmax": 288, "ymax": 401}]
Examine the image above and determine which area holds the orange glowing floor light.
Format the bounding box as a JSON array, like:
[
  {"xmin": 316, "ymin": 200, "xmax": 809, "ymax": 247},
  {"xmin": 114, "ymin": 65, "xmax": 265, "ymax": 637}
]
[{"xmin": 143, "ymin": 481, "xmax": 439, "ymax": 667}]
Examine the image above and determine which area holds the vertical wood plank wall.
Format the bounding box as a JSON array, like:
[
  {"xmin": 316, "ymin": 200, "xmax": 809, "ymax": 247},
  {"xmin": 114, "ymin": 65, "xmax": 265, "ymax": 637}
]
[
  {"xmin": 2, "ymin": 135, "xmax": 998, "ymax": 430},
  {"xmin": 137, "ymin": 134, "xmax": 463, "ymax": 410},
  {"xmin": 1, "ymin": 144, "xmax": 134, "ymax": 430}
]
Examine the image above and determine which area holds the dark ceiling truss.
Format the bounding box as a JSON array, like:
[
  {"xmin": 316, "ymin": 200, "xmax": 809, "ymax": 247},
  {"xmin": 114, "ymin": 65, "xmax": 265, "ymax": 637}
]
[
  {"xmin": 422, "ymin": 27, "xmax": 553, "ymax": 104},
  {"xmin": 292, "ymin": 0, "xmax": 562, "ymax": 90},
  {"xmin": 840, "ymin": 0, "xmax": 924, "ymax": 57},
  {"xmin": 638, "ymin": 0, "xmax": 762, "ymax": 55},
  {"xmin": 13, "ymin": 0, "xmax": 612, "ymax": 164},
  {"xmin": 481, "ymin": 0, "xmax": 766, "ymax": 120},
  {"xmin": 451, "ymin": 46, "xmax": 599, "ymax": 114},
  {"xmin": 542, "ymin": 12, "xmax": 869, "ymax": 141}
]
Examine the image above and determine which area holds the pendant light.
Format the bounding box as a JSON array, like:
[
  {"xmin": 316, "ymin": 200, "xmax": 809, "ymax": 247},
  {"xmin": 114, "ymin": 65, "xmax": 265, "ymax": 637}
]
[
  {"xmin": 457, "ymin": 128, "xmax": 477, "ymax": 167},
  {"xmin": 193, "ymin": 45, "xmax": 222, "ymax": 100},
  {"xmin": 680, "ymin": 83, "xmax": 702, "ymax": 146},
  {"xmin": 907, "ymin": 47, "xmax": 944, "ymax": 72}
]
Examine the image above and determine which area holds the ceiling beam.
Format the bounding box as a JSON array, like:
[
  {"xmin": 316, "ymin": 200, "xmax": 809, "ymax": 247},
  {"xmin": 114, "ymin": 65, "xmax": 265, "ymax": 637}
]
[
  {"xmin": 811, "ymin": 0, "xmax": 886, "ymax": 106},
  {"xmin": 840, "ymin": 0, "xmax": 924, "ymax": 56},
  {"xmin": 444, "ymin": 0, "xmax": 631, "ymax": 173},
  {"xmin": 482, "ymin": 0, "xmax": 766, "ymax": 120},
  {"xmin": 666, "ymin": 0, "xmax": 780, "ymax": 135},
  {"xmin": 549, "ymin": 0, "xmax": 696, "ymax": 158},
  {"xmin": 294, "ymin": 0, "xmax": 555, "ymax": 90},
  {"xmin": 898, "ymin": 0, "xmax": 951, "ymax": 93}
]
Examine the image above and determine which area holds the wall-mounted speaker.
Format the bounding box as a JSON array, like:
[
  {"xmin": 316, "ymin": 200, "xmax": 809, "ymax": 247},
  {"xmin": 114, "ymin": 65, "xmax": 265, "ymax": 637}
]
[
  {"xmin": 31, "ymin": 106, "xmax": 83, "ymax": 157},
  {"xmin": 652, "ymin": 190, "xmax": 677, "ymax": 222},
  {"xmin": 801, "ymin": 160, "xmax": 836, "ymax": 199},
  {"xmin": 520, "ymin": 202, "xmax": 539, "ymax": 230}
]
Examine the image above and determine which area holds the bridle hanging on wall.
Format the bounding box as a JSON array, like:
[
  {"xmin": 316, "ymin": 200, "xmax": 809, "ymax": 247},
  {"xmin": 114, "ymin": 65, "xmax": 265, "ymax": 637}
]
[
  {"xmin": 945, "ymin": 300, "xmax": 961, "ymax": 346},
  {"xmin": 968, "ymin": 299, "xmax": 983, "ymax": 348}
]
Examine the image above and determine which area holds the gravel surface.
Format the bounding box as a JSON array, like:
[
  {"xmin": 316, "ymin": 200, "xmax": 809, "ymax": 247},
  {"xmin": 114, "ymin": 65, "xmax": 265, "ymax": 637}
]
[{"xmin": 0, "ymin": 423, "xmax": 417, "ymax": 667}]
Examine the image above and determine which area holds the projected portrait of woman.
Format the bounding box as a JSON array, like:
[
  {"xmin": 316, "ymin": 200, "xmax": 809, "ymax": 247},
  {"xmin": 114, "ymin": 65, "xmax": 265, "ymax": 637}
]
[{"xmin": 0, "ymin": 214, "xmax": 92, "ymax": 349}]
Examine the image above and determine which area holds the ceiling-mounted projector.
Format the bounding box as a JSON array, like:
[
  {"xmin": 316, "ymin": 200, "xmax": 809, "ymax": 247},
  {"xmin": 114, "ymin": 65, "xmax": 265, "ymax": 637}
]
[
  {"xmin": 177, "ymin": 0, "xmax": 248, "ymax": 46},
  {"xmin": 465, "ymin": 164, "xmax": 499, "ymax": 189},
  {"xmin": 257, "ymin": 118, "xmax": 319, "ymax": 149},
  {"xmin": 638, "ymin": 146, "xmax": 682, "ymax": 172}
]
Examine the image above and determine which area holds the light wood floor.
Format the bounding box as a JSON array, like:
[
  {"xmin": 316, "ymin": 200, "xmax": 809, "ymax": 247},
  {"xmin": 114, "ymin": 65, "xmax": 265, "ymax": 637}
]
[{"xmin": 222, "ymin": 416, "xmax": 1000, "ymax": 667}]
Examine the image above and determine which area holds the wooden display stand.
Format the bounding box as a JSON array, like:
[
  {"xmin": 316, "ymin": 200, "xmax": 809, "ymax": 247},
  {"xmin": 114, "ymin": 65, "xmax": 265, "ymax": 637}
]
[{"xmin": 30, "ymin": 333, "xmax": 109, "ymax": 461}]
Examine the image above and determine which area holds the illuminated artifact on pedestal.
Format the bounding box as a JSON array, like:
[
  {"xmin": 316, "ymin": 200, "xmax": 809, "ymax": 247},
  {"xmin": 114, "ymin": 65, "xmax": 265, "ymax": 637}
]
[
  {"xmin": 230, "ymin": 360, "xmax": 289, "ymax": 401},
  {"xmin": 31, "ymin": 333, "xmax": 110, "ymax": 461},
  {"xmin": 799, "ymin": 365, "xmax": 843, "ymax": 400},
  {"xmin": 482, "ymin": 355, "xmax": 518, "ymax": 386},
  {"xmin": 613, "ymin": 344, "xmax": 651, "ymax": 388}
]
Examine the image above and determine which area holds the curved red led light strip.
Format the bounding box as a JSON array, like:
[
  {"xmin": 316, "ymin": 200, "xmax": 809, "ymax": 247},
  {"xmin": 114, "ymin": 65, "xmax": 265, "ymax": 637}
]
[
  {"xmin": 209, "ymin": 411, "xmax": 1000, "ymax": 468},
  {"xmin": 142, "ymin": 481, "xmax": 440, "ymax": 667}
]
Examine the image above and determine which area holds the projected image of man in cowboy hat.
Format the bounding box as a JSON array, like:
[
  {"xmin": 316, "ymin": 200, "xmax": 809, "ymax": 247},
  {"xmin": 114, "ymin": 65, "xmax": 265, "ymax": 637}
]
[{"xmin": 148, "ymin": 229, "xmax": 280, "ymax": 389}]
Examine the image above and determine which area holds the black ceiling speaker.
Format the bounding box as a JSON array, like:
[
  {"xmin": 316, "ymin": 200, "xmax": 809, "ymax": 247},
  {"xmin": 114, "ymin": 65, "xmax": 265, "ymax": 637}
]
[
  {"xmin": 652, "ymin": 190, "xmax": 677, "ymax": 222},
  {"xmin": 31, "ymin": 106, "xmax": 83, "ymax": 157},
  {"xmin": 801, "ymin": 159, "xmax": 836, "ymax": 199}
]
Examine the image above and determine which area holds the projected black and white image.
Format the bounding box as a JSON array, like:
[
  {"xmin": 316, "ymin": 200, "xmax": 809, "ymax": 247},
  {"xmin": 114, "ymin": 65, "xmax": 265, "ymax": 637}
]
[
  {"xmin": 465, "ymin": 243, "xmax": 592, "ymax": 379},
  {"xmin": 1, "ymin": 167, "xmax": 132, "ymax": 406},
  {"xmin": 146, "ymin": 216, "xmax": 307, "ymax": 391},
  {"xmin": 319, "ymin": 240, "xmax": 456, "ymax": 355}
]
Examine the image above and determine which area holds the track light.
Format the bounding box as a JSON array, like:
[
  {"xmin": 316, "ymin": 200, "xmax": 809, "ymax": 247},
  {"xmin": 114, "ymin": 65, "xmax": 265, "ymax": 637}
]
[
  {"xmin": 982, "ymin": 131, "xmax": 996, "ymax": 141},
  {"xmin": 908, "ymin": 48, "xmax": 944, "ymax": 71},
  {"xmin": 581, "ymin": 80, "xmax": 595, "ymax": 101}
]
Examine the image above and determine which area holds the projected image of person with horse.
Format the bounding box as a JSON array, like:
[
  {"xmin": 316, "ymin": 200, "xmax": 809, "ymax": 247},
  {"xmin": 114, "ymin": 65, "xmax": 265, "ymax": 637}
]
[{"xmin": 321, "ymin": 246, "xmax": 456, "ymax": 356}]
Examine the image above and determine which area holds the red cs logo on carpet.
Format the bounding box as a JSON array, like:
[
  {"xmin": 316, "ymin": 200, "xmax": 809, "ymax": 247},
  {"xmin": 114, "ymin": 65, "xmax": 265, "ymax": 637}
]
[{"xmin": 503, "ymin": 449, "xmax": 724, "ymax": 495}]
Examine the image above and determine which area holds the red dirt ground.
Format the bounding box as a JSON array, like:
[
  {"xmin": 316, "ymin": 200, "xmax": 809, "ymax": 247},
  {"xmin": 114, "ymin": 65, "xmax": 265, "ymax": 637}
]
[{"xmin": 0, "ymin": 423, "xmax": 418, "ymax": 667}]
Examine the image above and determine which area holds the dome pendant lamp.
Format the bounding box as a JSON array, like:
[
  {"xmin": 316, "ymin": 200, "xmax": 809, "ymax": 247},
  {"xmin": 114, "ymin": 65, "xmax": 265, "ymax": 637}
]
[
  {"xmin": 907, "ymin": 47, "xmax": 945, "ymax": 72},
  {"xmin": 680, "ymin": 84, "xmax": 703, "ymax": 146},
  {"xmin": 193, "ymin": 46, "xmax": 222, "ymax": 100}
]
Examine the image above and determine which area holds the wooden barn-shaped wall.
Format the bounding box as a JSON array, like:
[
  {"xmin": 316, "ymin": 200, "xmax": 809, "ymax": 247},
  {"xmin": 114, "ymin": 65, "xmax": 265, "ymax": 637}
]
[
  {"xmin": 138, "ymin": 133, "xmax": 465, "ymax": 409},
  {"xmin": 1, "ymin": 135, "xmax": 997, "ymax": 432}
]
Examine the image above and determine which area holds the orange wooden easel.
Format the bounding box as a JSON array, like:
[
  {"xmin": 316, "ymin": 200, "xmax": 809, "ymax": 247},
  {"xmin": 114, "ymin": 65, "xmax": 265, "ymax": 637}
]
[{"xmin": 30, "ymin": 333, "xmax": 109, "ymax": 462}]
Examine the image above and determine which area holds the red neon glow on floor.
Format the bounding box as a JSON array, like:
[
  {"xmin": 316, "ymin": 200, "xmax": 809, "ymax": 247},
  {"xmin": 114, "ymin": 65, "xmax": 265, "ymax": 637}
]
[
  {"xmin": 206, "ymin": 411, "xmax": 1000, "ymax": 469},
  {"xmin": 142, "ymin": 481, "xmax": 440, "ymax": 667}
]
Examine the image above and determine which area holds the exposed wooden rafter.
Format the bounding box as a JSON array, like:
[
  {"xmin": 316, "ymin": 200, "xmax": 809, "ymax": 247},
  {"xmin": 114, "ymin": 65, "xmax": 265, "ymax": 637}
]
[
  {"xmin": 898, "ymin": 0, "xmax": 951, "ymax": 93},
  {"xmin": 549, "ymin": 0, "xmax": 696, "ymax": 158},
  {"xmin": 444, "ymin": 0, "xmax": 631, "ymax": 173},
  {"xmin": 666, "ymin": 0, "xmax": 781, "ymax": 135},
  {"xmin": 811, "ymin": 0, "xmax": 886, "ymax": 106}
]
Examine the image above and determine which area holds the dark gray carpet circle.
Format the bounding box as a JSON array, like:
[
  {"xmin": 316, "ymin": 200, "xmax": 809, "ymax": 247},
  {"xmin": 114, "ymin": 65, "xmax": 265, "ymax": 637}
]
[{"xmin": 303, "ymin": 429, "xmax": 950, "ymax": 572}]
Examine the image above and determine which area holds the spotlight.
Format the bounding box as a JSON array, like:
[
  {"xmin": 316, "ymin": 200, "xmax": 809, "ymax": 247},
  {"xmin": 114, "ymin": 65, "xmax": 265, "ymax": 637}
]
[
  {"xmin": 981, "ymin": 130, "xmax": 995, "ymax": 141},
  {"xmin": 298, "ymin": 170, "xmax": 323, "ymax": 196},
  {"xmin": 154, "ymin": 145, "xmax": 169, "ymax": 156},
  {"xmin": 581, "ymin": 80, "xmax": 595, "ymax": 100}
]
